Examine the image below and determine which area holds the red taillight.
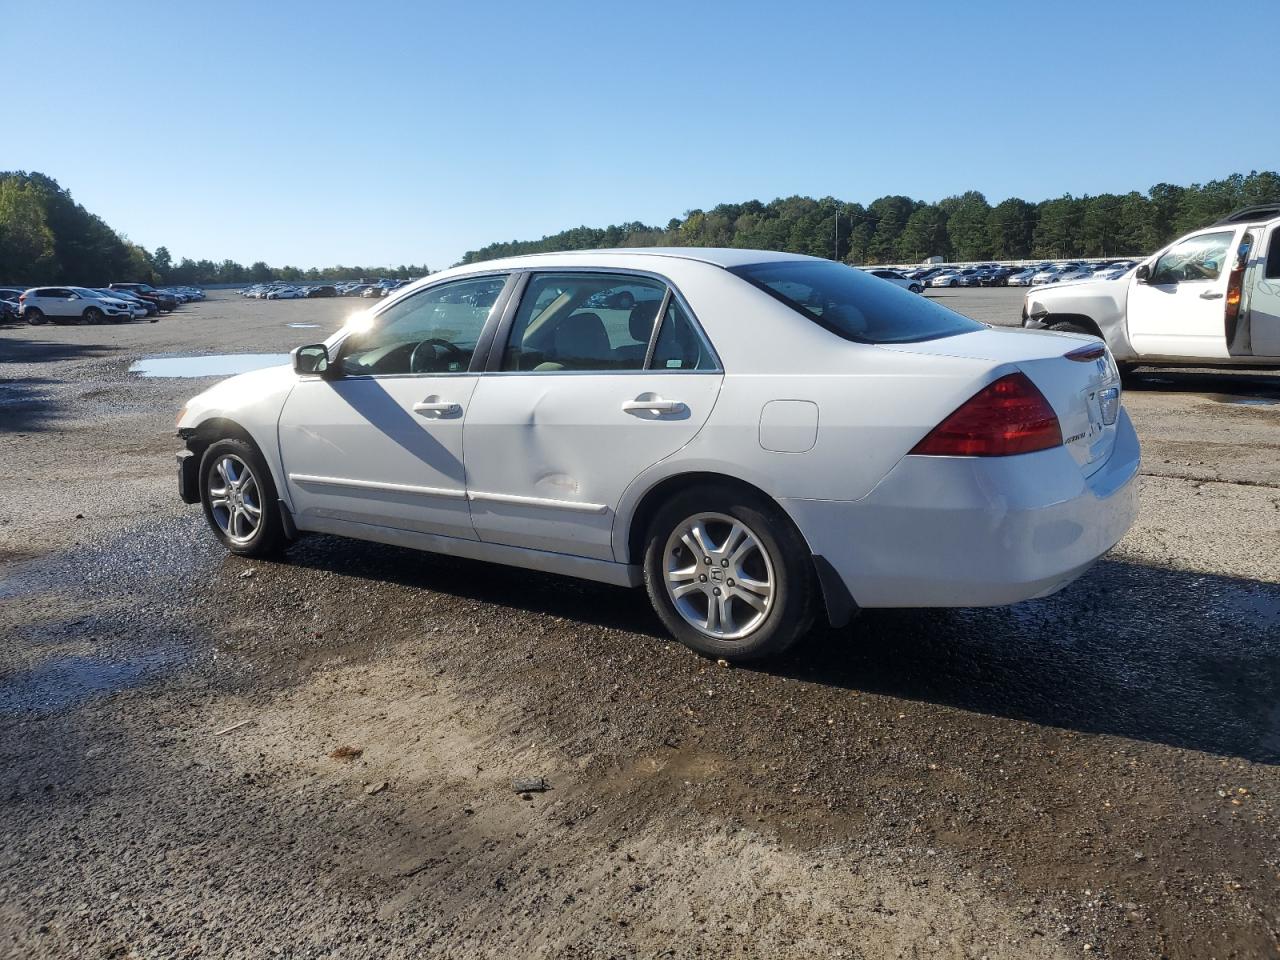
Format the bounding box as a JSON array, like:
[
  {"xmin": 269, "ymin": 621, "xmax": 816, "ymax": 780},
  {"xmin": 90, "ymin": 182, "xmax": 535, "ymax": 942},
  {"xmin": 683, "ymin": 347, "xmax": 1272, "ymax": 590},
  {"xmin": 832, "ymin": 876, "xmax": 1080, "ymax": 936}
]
[
  {"xmin": 18, "ymin": 293, "xmax": 25, "ymax": 302},
  {"xmin": 910, "ymin": 372, "xmax": 1063, "ymax": 457}
]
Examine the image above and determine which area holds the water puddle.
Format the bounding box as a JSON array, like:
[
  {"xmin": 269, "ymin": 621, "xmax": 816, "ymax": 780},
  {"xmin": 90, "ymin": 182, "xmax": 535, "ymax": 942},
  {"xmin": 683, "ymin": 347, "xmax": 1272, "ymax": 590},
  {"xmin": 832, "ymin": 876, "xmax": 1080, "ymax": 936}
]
[
  {"xmin": 1220, "ymin": 396, "xmax": 1279, "ymax": 407},
  {"xmin": 287, "ymin": 323, "xmax": 320, "ymax": 329},
  {"xmin": 130, "ymin": 354, "xmax": 290, "ymax": 378},
  {"xmin": 0, "ymin": 650, "xmax": 183, "ymax": 714}
]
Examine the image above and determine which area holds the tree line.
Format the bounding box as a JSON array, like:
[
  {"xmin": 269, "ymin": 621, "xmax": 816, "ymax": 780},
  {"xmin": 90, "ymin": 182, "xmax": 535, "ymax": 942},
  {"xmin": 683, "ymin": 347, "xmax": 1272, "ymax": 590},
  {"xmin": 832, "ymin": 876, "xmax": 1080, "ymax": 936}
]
[
  {"xmin": 4, "ymin": 169, "xmax": 1278, "ymax": 288},
  {"xmin": 0, "ymin": 171, "xmax": 428, "ymax": 286},
  {"xmin": 461, "ymin": 170, "xmax": 1280, "ymax": 266}
]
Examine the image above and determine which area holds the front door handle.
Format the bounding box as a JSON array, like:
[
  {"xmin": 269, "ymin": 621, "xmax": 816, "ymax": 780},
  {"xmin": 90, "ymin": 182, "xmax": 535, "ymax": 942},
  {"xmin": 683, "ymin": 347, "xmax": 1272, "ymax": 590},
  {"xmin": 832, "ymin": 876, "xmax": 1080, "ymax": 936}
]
[
  {"xmin": 622, "ymin": 394, "xmax": 684, "ymax": 415},
  {"xmin": 413, "ymin": 398, "xmax": 461, "ymax": 417},
  {"xmin": 1200, "ymin": 291, "xmax": 1224, "ymax": 300}
]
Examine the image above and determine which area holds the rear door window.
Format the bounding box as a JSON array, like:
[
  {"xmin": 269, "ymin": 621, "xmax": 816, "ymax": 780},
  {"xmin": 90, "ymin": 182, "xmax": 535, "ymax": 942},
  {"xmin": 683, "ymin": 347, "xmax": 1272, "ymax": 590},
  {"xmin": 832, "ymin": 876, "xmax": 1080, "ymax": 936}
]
[
  {"xmin": 729, "ymin": 259, "xmax": 982, "ymax": 344},
  {"xmin": 500, "ymin": 273, "xmax": 668, "ymax": 372}
]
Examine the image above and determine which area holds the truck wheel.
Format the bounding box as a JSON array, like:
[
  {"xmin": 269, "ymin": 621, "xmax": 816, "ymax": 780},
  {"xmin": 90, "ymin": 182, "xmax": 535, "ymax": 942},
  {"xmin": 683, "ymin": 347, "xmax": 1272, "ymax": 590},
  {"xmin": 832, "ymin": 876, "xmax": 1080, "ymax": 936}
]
[{"xmin": 643, "ymin": 486, "xmax": 816, "ymax": 663}]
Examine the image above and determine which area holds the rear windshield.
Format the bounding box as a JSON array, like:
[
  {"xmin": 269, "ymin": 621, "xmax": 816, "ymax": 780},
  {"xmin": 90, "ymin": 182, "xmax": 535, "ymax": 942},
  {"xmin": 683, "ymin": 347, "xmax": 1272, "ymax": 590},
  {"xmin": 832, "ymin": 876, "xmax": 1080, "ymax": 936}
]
[{"xmin": 729, "ymin": 259, "xmax": 983, "ymax": 344}]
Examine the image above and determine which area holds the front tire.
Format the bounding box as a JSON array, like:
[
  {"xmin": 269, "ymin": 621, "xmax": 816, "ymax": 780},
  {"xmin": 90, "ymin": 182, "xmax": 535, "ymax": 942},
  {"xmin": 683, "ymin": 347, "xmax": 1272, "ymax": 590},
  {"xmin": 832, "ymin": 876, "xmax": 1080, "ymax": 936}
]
[
  {"xmin": 643, "ymin": 486, "xmax": 815, "ymax": 662},
  {"xmin": 83, "ymin": 307, "xmax": 105, "ymax": 325},
  {"xmin": 909, "ymin": 284, "xmax": 922, "ymax": 294},
  {"xmin": 199, "ymin": 438, "xmax": 285, "ymax": 557}
]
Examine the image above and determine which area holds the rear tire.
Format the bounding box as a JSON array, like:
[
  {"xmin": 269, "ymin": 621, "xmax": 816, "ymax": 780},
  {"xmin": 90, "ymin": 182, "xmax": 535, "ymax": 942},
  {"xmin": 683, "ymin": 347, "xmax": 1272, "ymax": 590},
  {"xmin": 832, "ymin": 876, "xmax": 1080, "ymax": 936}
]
[
  {"xmin": 643, "ymin": 486, "xmax": 815, "ymax": 662},
  {"xmin": 25, "ymin": 309, "xmax": 45, "ymax": 326},
  {"xmin": 198, "ymin": 438, "xmax": 286, "ymax": 558}
]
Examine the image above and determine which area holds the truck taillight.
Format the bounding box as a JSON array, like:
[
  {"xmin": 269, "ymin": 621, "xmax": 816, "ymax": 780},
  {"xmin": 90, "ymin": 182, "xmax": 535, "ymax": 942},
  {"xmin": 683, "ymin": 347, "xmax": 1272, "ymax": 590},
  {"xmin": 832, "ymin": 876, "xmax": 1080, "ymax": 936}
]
[
  {"xmin": 1225, "ymin": 232, "xmax": 1253, "ymax": 330},
  {"xmin": 909, "ymin": 373, "xmax": 1063, "ymax": 457}
]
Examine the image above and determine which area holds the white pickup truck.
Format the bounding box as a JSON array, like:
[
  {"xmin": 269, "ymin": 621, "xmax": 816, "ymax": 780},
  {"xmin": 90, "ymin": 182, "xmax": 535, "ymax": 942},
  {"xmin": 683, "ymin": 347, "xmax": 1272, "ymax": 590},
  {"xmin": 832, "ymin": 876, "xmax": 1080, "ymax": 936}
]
[{"xmin": 1022, "ymin": 205, "xmax": 1280, "ymax": 375}]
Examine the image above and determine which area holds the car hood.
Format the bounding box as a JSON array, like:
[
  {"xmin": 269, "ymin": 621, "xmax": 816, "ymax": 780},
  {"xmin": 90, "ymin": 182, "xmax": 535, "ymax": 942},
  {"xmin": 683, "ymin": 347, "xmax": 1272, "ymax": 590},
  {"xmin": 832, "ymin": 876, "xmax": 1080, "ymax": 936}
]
[
  {"xmin": 186, "ymin": 361, "xmax": 296, "ymax": 412},
  {"xmin": 1030, "ymin": 274, "xmax": 1130, "ymax": 302}
]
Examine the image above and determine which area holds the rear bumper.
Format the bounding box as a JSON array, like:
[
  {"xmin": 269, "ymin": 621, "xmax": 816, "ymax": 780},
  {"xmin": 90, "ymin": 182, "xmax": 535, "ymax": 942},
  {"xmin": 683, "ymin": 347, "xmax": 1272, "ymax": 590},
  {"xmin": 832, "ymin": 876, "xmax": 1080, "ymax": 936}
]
[{"xmin": 783, "ymin": 408, "xmax": 1140, "ymax": 608}]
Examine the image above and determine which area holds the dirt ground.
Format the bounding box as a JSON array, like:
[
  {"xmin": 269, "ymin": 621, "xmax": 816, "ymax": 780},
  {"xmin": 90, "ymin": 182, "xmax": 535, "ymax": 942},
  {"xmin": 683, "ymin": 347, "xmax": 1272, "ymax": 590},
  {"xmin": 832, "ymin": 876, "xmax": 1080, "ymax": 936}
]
[{"xmin": 1, "ymin": 289, "xmax": 1278, "ymax": 959}]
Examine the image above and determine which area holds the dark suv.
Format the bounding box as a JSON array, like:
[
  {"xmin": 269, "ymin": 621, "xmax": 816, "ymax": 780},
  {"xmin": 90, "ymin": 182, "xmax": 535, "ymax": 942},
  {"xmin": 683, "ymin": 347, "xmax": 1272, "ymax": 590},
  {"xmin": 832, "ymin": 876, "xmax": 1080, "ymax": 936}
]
[{"xmin": 108, "ymin": 283, "xmax": 178, "ymax": 312}]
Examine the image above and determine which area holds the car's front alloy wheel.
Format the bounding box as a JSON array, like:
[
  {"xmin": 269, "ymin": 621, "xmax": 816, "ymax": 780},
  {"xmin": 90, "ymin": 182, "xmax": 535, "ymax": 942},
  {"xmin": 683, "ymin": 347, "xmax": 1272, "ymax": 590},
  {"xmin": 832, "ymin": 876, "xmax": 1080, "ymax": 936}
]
[
  {"xmin": 644, "ymin": 487, "xmax": 815, "ymax": 661},
  {"xmin": 199, "ymin": 438, "xmax": 285, "ymax": 557}
]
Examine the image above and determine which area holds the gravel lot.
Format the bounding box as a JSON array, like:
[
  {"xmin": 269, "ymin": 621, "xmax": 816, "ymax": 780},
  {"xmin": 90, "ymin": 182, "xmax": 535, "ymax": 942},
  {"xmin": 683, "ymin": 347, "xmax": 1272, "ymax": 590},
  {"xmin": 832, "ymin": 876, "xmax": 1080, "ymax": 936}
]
[{"xmin": 1, "ymin": 289, "xmax": 1278, "ymax": 959}]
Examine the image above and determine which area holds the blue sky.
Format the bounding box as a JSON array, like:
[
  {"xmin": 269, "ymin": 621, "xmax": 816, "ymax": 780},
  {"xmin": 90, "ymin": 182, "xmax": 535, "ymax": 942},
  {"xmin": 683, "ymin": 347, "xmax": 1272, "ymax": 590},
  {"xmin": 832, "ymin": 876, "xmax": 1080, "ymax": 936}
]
[{"xmin": 10, "ymin": 0, "xmax": 1277, "ymax": 269}]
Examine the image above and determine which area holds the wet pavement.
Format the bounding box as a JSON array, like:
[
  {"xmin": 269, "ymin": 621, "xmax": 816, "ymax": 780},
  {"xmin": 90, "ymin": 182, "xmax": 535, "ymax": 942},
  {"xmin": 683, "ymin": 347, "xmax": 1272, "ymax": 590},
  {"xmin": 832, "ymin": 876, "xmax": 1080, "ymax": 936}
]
[{"xmin": 1, "ymin": 290, "xmax": 1278, "ymax": 959}]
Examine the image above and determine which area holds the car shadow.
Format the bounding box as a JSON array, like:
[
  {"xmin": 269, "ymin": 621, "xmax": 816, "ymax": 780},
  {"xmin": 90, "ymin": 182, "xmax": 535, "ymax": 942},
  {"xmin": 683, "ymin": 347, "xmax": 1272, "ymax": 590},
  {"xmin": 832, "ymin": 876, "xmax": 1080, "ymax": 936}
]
[
  {"xmin": 0, "ymin": 338, "xmax": 119, "ymax": 365},
  {"xmin": 0, "ymin": 377, "xmax": 65, "ymax": 433},
  {"xmin": 1125, "ymin": 368, "xmax": 1280, "ymax": 403},
  {"xmin": 774, "ymin": 558, "xmax": 1280, "ymax": 764},
  {"xmin": 280, "ymin": 536, "xmax": 1280, "ymax": 764}
]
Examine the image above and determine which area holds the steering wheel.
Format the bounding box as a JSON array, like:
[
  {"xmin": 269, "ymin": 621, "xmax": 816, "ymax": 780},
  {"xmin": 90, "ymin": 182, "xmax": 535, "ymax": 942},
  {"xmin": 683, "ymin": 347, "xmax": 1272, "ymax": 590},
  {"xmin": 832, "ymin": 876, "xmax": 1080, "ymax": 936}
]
[{"xmin": 409, "ymin": 338, "xmax": 464, "ymax": 373}]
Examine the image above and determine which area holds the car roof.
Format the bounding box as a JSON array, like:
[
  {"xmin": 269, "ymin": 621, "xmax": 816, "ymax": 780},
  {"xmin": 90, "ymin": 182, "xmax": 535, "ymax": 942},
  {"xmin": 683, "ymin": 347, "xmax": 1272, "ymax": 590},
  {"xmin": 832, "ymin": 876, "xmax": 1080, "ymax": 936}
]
[
  {"xmin": 1212, "ymin": 204, "xmax": 1280, "ymax": 227},
  {"xmin": 454, "ymin": 247, "xmax": 822, "ymax": 272}
]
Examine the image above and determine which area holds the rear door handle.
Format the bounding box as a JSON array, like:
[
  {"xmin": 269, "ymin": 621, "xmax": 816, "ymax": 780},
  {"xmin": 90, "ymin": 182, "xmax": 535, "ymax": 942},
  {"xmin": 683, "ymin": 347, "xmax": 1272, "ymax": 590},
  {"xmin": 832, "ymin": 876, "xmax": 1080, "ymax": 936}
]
[
  {"xmin": 622, "ymin": 396, "xmax": 683, "ymax": 414},
  {"xmin": 413, "ymin": 399, "xmax": 461, "ymax": 417},
  {"xmin": 1200, "ymin": 291, "xmax": 1224, "ymax": 300}
]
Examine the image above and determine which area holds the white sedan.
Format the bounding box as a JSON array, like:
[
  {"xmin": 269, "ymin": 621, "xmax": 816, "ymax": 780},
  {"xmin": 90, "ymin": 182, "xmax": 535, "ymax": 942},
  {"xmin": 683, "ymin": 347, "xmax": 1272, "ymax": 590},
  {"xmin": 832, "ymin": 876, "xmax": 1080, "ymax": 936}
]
[
  {"xmin": 176, "ymin": 249, "xmax": 1139, "ymax": 661},
  {"xmin": 862, "ymin": 268, "xmax": 923, "ymax": 293}
]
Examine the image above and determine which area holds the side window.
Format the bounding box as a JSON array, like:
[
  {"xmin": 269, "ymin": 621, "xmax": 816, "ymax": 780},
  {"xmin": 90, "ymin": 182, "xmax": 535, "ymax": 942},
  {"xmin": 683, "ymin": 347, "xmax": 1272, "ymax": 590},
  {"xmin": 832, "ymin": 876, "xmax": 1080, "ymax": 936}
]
[
  {"xmin": 1150, "ymin": 230, "xmax": 1235, "ymax": 284},
  {"xmin": 339, "ymin": 274, "xmax": 507, "ymax": 376},
  {"xmin": 501, "ymin": 273, "xmax": 667, "ymax": 372},
  {"xmin": 1266, "ymin": 232, "xmax": 1280, "ymax": 280},
  {"xmin": 649, "ymin": 298, "xmax": 716, "ymax": 370}
]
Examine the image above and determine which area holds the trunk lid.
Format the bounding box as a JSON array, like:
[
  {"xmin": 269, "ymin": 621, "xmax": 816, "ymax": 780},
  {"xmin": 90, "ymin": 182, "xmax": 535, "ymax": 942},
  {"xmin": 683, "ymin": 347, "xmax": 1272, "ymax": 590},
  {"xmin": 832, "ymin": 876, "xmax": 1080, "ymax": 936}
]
[{"xmin": 881, "ymin": 327, "xmax": 1123, "ymax": 476}]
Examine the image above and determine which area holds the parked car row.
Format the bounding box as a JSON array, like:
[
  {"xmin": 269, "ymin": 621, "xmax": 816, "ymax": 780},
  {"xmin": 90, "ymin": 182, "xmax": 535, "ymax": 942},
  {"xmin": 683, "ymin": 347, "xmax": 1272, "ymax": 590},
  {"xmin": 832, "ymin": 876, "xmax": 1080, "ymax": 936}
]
[
  {"xmin": 896, "ymin": 260, "xmax": 1138, "ymax": 289},
  {"xmin": 239, "ymin": 279, "xmax": 418, "ymax": 300},
  {"xmin": 0, "ymin": 283, "xmax": 202, "ymax": 325}
]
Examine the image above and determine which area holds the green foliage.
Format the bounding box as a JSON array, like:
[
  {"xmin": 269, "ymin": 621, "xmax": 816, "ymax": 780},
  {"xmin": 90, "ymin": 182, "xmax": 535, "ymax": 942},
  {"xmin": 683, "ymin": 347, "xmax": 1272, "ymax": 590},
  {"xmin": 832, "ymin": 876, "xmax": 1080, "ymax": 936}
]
[
  {"xmin": 4, "ymin": 171, "xmax": 1279, "ymax": 288},
  {"xmin": 0, "ymin": 171, "xmax": 429, "ymax": 286},
  {"xmin": 461, "ymin": 170, "xmax": 1280, "ymax": 266}
]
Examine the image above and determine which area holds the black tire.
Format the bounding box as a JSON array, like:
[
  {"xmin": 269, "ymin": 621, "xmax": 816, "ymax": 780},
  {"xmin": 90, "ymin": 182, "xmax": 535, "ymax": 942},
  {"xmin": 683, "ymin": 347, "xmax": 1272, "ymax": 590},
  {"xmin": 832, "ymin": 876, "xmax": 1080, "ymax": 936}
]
[
  {"xmin": 909, "ymin": 284, "xmax": 922, "ymax": 294},
  {"xmin": 25, "ymin": 309, "xmax": 45, "ymax": 326},
  {"xmin": 642, "ymin": 485, "xmax": 816, "ymax": 662},
  {"xmin": 83, "ymin": 307, "xmax": 105, "ymax": 325},
  {"xmin": 198, "ymin": 437, "xmax": 286, "ymax": 558}
]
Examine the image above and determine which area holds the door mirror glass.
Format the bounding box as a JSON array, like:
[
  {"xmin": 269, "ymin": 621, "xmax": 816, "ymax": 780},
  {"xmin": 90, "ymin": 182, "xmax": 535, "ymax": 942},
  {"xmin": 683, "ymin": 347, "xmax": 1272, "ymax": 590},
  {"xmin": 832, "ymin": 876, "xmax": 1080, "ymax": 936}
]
[
  {"xmin": 1135, "ymin": 264, "xmax": 1151, "ymax": 282},
  {"xmin": 293, "ymin": 343, "xmax": 330, "ymax": 376}
]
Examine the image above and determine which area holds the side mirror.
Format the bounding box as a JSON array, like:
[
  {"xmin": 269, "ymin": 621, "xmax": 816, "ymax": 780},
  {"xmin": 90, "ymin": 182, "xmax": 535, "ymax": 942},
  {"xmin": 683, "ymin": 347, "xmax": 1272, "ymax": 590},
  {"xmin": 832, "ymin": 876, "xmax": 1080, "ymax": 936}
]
[
  {"xmin": 292, "ymin": 343, "xmax": 330, "ymax": 376},
  {"xmin": 1135, "ymin": 264, "xmax": 1151, "ymax": 283}
]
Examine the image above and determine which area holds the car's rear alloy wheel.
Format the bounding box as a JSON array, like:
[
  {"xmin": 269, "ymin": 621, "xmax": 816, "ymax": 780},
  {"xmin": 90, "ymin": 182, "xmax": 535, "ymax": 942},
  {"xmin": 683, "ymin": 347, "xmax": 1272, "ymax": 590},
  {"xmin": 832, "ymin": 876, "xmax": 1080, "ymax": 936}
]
[
  {"xmin": 664, "ymin": 512, "xmax": 774, "ymax": 641},
  {"xmin": 199, "ymin": 438, "xmax": 285, "ymax": 557},
  {"xmin": 25, "ymin": 309, "xmax": 44, "ymax": 325},
  {"xmin": 644, "ymin": 488, "xmax": 815, "ymax": 661}
]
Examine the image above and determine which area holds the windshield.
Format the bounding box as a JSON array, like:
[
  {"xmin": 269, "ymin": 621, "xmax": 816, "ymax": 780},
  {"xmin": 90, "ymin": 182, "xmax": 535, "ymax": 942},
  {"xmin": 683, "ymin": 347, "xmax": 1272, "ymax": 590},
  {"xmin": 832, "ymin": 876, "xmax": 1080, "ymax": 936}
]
[{"xmin": 729, "ymin": 259, "xmax": 983, "ymax": 344}]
